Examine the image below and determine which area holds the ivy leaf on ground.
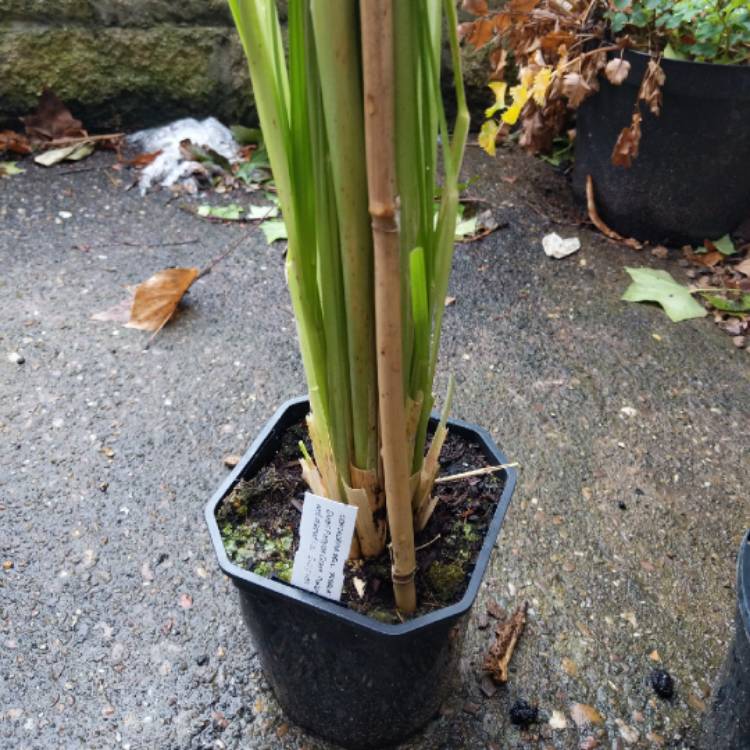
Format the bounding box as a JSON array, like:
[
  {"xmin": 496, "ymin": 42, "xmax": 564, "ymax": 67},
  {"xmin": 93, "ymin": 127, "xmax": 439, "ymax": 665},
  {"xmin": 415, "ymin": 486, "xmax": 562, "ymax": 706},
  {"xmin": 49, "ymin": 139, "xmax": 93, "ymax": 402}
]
[
  {"xmin": 197, "ymin": 204, "xmax": 245, "ymax": 221},
  {"xmin": 622, "ymin": 267, "xmax": 707, "ymax": 322},
  {"xmin": 706, "ymin": 234, "xmax": 736, "ymax": 256},
  {"xmin": 261, "ymin": 219, "xmax": 288, "ymax": 244},
  {"xmin": 0, "ymin": 162, "xmax": 25, "ymax": 177}
]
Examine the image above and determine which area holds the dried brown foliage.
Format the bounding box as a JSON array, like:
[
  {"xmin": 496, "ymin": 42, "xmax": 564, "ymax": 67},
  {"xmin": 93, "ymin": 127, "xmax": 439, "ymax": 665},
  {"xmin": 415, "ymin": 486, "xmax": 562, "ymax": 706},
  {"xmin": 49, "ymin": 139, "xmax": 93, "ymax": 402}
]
[{"xmin": 462, "ymin": 1, "xmax": 666, "ymax": 166}]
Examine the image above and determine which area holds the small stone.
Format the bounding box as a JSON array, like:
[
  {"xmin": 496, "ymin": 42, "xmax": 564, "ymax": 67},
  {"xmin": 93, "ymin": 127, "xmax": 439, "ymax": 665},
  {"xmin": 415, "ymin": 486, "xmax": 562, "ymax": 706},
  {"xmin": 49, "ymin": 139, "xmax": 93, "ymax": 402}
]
[
  {"xmin": 2, "ymin": 560, "xmax": 13, "ymax": 570},
  {"xmin": 732, "ymin": 336, "xmax": 746, "ymax": 349},
  {"xmin": 462, "ymin": 701, "xmax": 481, "ymax": 716},
  {"xmin": 650, "ymin": 669, "xmax": 674, "ymax": 700},
  {"xmin": 687, "ymin": 693, "xmax": 706, "ymax": 712},
  {"xmin": 196, "ymin": 654, "xmax": 209, "ymax": 666},
  {"xmin": 224, "ymin": 454, "xmax": 241, "ymax": 468},
  {"xmin": 616, "ymin": 719, "xmax": 639, "ymax": 744},
  {"xmin": 479, "ymin": 675, "xmax": 497, "ymax": 698},
  {"xmin": 7, "ymin": 352, "xmax": 24, "ymax": 364},
  {"xmin": 509, "ymin": 699, "xmax": 538, "ymax": 727},
  {"xmin": 101, "ymin": 704, "xmax": 115, "ymax": 717}
]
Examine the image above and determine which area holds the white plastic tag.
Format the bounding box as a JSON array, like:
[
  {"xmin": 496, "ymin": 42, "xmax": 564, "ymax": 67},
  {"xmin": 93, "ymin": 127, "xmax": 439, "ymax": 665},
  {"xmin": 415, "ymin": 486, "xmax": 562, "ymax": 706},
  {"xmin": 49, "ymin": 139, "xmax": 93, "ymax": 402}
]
[{"xmin": 290, "ymin": 492, "xmax": 358, "ymax": 601}]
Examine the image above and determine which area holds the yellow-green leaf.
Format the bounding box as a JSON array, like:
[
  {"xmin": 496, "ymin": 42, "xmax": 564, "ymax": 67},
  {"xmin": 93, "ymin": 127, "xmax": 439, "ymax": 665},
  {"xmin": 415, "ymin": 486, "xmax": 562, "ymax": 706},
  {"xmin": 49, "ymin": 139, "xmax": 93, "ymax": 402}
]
[{"xmin": 478, "ymin": 119, "xmax": 500, "ymax": 156}]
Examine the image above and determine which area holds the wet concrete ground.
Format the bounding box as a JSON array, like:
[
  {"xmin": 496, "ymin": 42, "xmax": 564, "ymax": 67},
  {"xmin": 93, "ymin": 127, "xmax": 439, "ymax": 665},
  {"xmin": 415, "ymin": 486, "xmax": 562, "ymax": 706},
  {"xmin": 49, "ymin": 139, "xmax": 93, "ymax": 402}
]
[{"xmin": 1, "ymin": 145, "xmax": 748, "ymax": 750}]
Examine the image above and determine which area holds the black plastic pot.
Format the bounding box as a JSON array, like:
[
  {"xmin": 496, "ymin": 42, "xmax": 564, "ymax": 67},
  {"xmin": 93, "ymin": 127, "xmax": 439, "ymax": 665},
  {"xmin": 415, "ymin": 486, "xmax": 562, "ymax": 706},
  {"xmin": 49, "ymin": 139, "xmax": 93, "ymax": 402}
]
[
  {"xmin": 572, "ymin": 50, "xmax": 750, "ymax": 245},
  {"xmin": 701, "ymin": 530, "xmax": 750, "ymax": 749},
  {"xmin": 205, "ymin": 396, "xmax": 517, "ymax": 749}
]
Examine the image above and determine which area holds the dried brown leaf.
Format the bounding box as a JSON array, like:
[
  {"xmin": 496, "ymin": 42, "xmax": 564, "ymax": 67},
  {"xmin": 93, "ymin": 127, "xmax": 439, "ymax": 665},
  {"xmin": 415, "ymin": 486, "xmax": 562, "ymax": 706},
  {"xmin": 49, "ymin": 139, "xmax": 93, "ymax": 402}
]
[
  {"xmin": 0, "ymin": 130, "xmax": 31, "ymax": 155},
  {"xmin": 462, "ymin": 0, "xmax": 489, "ymax": 15},
  {"xmin": 126, "ymin": 150, "xmax": 162, "ymax": 168},
  {"xmin": 736, "ymin": 258, "xmax": 750, "ymax": 277},
  {"xmin": 611, "ymin": 112, "xmax": 642, "ymax": 168},
  {"xmin": 585, "ymin": 175, "xmax": 643, "ymax": 249},
  {"xmin": 126, "ymin": 267, "xmax": 200, "ymax": 332},
  {"xmin": 639, "ymin": 60, "xmax": 666, "ymax": 116},
  {"xmin": 461, "ymin": 16, "xmax": 501, "ymax": 48},
  {"xmin": 22, "ymin": 90, "xmax": 86, "ymax": 141},
  {"xmin": 562, "ymin": 73, "xmax": 593, "ymax": 109},
  {"xmin": 91, "ymin": 295, "xmax": 135, "ymax": 325},
  {"xmin": 483, "ymin": 601, "xmax": 527, "ymax": 683},
  {"xmin": 605, "ymin": 58, "xmax": 631, "ymax": 85}
]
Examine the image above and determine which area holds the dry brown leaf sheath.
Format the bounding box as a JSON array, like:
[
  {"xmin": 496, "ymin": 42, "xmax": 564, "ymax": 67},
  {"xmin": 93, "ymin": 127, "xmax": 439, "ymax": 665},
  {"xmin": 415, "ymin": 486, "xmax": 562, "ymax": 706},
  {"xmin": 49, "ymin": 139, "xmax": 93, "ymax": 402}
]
[
  {"xmin": 483, "ymin": 601, "xmax": 528, "ymax": 683},
  {"xmin": 126, "ymin": 268, "xmax": 200, "ymax": 332}
]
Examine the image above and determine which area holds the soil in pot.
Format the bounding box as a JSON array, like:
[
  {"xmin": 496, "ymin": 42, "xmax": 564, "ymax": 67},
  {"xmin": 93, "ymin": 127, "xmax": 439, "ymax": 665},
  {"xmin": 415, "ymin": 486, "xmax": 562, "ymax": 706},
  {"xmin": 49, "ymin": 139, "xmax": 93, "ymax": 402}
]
[{"xmin": 216, "ymin": 418, "xmax": 505, "ymax": 623}]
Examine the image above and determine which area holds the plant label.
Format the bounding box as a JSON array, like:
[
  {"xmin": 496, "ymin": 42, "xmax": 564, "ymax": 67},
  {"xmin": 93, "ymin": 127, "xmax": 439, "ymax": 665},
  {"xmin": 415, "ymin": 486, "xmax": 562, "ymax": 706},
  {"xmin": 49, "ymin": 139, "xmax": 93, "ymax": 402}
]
[{"xmin": 291, "ymin": 492, "xmax": 358, "ymax": 601}]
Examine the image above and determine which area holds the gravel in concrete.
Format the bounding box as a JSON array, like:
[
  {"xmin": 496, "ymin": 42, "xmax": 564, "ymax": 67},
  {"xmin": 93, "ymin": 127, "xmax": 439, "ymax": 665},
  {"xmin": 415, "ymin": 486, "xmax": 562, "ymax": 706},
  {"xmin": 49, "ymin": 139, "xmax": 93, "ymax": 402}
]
[{"xmin": 1, "ymin": 146, "xmax": 748, "ymax": 749}]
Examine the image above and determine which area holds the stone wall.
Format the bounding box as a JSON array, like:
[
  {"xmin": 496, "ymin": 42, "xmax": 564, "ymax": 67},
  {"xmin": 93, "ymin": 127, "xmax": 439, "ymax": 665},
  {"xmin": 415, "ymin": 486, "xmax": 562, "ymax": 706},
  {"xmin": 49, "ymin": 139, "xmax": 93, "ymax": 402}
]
[{"xmin": 0, "ymin": 1, "xmax": 494, "ymax": 131}]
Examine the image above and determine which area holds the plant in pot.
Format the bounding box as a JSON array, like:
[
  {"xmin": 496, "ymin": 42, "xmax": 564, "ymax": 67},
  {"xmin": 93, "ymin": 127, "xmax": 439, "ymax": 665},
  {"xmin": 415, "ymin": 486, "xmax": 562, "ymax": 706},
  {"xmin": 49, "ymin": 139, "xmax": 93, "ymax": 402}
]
[
  {"xmin": 204, "ymin": 1, "xmax": 518, "ymax": 748},
  {"xmin": 462, "ymin": 0, "xmax": 750, "ymax": 245}
]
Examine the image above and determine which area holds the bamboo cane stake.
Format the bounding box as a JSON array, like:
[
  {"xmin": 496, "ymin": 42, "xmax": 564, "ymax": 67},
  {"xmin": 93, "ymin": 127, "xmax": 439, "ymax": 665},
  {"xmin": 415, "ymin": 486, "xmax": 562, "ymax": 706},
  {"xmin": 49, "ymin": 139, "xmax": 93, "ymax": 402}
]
[{"xmin": 361, "ymin": 0, "xmax": 416, "ymax": 613}]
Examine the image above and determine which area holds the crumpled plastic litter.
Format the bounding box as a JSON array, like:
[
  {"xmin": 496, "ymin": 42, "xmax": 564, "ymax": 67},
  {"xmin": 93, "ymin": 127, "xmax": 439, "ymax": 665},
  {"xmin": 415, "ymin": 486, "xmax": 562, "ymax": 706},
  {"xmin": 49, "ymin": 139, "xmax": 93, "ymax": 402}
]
[
  {"xmin": 128, "ymin": 117, "xmax": 239, "ymax": 194},
  {"xmin": 542, "ymin": 232, "xmax": 581, "ymax": 259}
]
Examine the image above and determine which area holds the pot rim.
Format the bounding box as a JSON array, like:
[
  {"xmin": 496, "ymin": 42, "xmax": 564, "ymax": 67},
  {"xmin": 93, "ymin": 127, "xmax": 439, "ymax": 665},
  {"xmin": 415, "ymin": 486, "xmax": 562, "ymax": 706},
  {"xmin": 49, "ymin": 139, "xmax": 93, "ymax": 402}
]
[
  {"xmin": 205, "ymin": 395, "xmax": 517, "ymax": 637},
  {"xmin": 617, "ymin": 47, "xmax": 750, "ymax": 72}
]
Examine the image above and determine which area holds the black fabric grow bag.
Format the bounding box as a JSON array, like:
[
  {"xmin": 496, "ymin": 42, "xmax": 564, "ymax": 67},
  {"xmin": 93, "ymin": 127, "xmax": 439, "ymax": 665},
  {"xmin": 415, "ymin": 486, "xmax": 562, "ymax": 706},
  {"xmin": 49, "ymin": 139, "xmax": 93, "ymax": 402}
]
[
  {"xmin": 573, "ymin": 50, "xmax": 750, "ymax": 245},
  {"xmin": 205, "ymin": 396, "xmax": 517, "ymax": 749},
  {"xmin": 702, "ymin": 530, "xmax": 750, "ymax": 749}
]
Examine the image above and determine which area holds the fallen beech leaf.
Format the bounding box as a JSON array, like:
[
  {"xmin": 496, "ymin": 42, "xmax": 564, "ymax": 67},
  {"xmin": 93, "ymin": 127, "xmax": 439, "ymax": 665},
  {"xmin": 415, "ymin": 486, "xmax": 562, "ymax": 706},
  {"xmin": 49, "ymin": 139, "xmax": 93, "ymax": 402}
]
[
  {"xmin": 0, "ymin": 130, "xmax": 31, "ymax": 155},
  {"xmin": 22, "ymin": 90, "xmax": 86, "ymax": 141},
  {"xmin": 605, "ymin": 58, "xmax": 631, "ymax": 85},
  {"xmin": 549, "ymin": 709, "xmax": 568, "ymax": 729},
  {"xmin": 483, "ymin": 601, "xmax": 527, "ymax": 683},
  {"xmin": 649, "ymin": 649, "xmax": 661, "ymax": 662},
  {"xmin": 445, "ymin": 296, "xmax": 456, "ymax": 307},
  {"xmin": 570, "ymin": 703, "xmax": 604, "ymax": 728},
  {"xmin": 91, "ymin": 296, "xmax": 134, "ymax": 325},
  {"xmin": 223, "ymin": 454, "xmax": 241, "ymax": 468},
  {"xmin": 586, "ymin": 175, "xmax": 642, "ymax": 249},
  {"xmin": 736, "ymin": 258, "xmax": 750, "ymax": 276},
  {"xmin": 126, "ymin": 267, "xmax": 200, "ymax": 333}
]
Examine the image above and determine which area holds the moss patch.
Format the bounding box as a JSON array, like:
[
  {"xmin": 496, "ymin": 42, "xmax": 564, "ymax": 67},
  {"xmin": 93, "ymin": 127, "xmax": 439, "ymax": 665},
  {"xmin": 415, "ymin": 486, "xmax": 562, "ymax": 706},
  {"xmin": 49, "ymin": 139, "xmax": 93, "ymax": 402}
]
[{"xmin": 0, "ymin": 27, "xmax": 254, "ymax": 129}]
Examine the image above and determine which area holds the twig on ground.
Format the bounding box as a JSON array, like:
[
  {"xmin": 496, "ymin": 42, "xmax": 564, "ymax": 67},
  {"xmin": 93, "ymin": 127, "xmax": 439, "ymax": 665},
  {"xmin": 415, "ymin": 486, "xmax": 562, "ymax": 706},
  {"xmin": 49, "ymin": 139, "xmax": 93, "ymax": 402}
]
[{"xmin": 435, "ymin": 462, "xmax": 519, "ymax": 484}]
